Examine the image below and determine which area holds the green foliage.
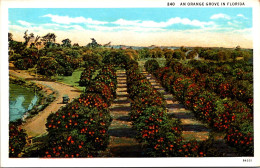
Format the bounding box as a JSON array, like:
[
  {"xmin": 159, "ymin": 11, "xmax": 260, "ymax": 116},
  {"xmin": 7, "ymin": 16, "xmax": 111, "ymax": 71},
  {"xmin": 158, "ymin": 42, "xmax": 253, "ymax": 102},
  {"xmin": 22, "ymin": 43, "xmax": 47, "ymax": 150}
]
[
  {"xmin": 138, "ymin": 48, "xmax": 151, "ymax": 59},
  {"xmin": 61, "ymin": 38, "xmax": 72, "ymax": 48},
  {"xmin": 173, "ymin": 49, "xmax": 185, "ymax": 60},
  {"xmin": 206, "ymin": 73, "xmax": 225, "ymax": 92},
  {"xmin": 102, "ymin": 49, "xmax": 131, "ymax": 67},
  {"xmin": 37, "ymin": 56, "xmax": 63, "ymax": 76},
  {"xmin": 83, "ymin": 50, "xmax": 103, "ymax": 68},
  {"xmin": 64, "ymin": 49, "xmax": 80, "ymax": 58},
  {"xmin": 163, "ymin": 49, "xmax": 174, "ymax": 59},
  {"xmin": 79, "ymin": 66, "xmax": 96, "ymax": 86},
  {"xmin": 154, "ymin": 59, "xmax": 253, "ymax": 156},
  {"xmin": 9, "ymin": 122, "xmax": 27, "ymax": 157},
  {"xmin": 180, "ymin": 46, "xmax": 189, "ymax": 52},
  {"xmin": 44, "ymin": 101, "xmax": 112, "ymax": 157},
  {"xmin": 86, "ymin": 38, "xmax": 101, "ymax": 48},
  {"xmin": 41, "ymin": 63, "xmax": 116, "ymax": 157},
  {"xmin": 126, "ymin": 63, "xmax": 204, "ymax": 157},
  {"xmin": 144, "ymin": 59, "xmax": 160, "ymax": 73},
  {"xmin": 187, "ymin": 50, "xmax": 197, "ymax": 59}
]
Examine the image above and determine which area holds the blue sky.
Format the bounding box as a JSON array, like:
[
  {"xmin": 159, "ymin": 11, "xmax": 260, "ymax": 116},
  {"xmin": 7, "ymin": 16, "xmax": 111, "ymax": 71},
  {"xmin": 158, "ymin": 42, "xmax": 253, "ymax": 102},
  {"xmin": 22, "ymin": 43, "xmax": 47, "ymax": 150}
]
[{"xmin": 8, "ymin": 8, "xmax": 252, "ymax": 47}]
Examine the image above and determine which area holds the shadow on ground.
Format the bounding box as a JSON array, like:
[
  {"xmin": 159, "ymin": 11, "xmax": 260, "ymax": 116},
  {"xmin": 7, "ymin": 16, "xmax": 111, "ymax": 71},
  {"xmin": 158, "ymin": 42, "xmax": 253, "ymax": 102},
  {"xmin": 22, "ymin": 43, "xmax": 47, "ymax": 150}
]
[
  {"xmin": 110, "ymin": 106, "xmax": 131, "ymax": 112},
  {"xmin": 108, "ymin": 128, "xmax": 136, "ymax": 138},
  {"xmin": 116, "ymin": 116, "xmax": 131, "ymax": 122},
  {"xmin": 113, "ymin": 99, "xmax": 130, "ymax": 105},
  {"xmin": 25, "ymin": 77, "xmax": 55, "ymax": 82},
  {"xmin": 70, "ymin": 89, "xmax": 82, "ymax": 93},
  {"xmin": 117, "ymin": 94, "xmax": 129, "ymax": 98},
  {"xmin": 182, "ymin": 124, "xmax": 209, "ymax": 132},
  {"xmin": 166, "ymin": 103, "xmax": 185, "ymax": 109},
  {"xmin": 168, "ymin": 112, "xmax": 193, "ymax": 119},
  {"xmin": 109, "ymin": 145, "xmax": 143, "ymax": 157}
]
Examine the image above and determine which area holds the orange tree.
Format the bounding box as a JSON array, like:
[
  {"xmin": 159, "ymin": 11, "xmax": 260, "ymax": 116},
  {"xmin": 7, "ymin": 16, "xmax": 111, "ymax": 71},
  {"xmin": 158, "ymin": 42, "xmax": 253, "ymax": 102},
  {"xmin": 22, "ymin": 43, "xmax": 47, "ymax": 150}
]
[
  {"xmin": 41, "ymin": 64, "xmax": 116, "ymax": 158},
  {"xmin": 127, "ymin": 61, "xmax": 204, "ymax": 157},
  {"xmin": 9, "ymin": 122, "xmax": 27, "ymax": 157},
  {"xmin": 150, "ymin": 60, "xmax": 253, "ymax": 156},
  {"xmin": 44, "ymin": 99, "xmax": 111, "ymax": 157}
]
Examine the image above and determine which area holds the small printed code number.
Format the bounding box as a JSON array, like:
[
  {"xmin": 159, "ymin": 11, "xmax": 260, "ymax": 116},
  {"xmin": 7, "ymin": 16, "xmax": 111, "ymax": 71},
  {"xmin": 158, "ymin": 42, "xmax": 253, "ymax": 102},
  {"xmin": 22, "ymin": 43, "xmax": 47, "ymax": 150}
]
[
  {"xmin": 167, "ymin": 2, "xmax": 175, "ymax": 6},
  {"xmin": 243, "ymin": 159, "xmax": 252, "ymax": 162}
]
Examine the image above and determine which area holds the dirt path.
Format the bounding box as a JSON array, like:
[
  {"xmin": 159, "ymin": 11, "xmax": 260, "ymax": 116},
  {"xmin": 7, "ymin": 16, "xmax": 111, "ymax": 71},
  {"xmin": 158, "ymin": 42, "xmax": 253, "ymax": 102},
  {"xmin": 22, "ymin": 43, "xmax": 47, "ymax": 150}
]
[
  {"xmin": 106, "ymin": 70, "xmax": 142, "ymax": 157},
  {"xmin": 9, "ymin": 63, "xmax": 81, "ymax": 138}
]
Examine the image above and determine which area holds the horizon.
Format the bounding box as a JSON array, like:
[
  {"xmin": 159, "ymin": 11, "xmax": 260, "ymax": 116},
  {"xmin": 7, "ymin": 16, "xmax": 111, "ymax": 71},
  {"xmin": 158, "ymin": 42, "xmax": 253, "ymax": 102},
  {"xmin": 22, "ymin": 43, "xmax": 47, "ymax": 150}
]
[{"xmin": 9, "ymin": 8, "xmax": 253, "ymax": 48}]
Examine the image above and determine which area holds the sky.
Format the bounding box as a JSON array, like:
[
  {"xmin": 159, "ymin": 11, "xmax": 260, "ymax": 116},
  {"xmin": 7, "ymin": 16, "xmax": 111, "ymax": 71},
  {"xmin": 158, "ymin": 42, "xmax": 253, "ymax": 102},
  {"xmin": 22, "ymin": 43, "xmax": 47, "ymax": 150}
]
[{"xmin": 8, "ymin": 8, "xmax": 252, "ymax": 48}]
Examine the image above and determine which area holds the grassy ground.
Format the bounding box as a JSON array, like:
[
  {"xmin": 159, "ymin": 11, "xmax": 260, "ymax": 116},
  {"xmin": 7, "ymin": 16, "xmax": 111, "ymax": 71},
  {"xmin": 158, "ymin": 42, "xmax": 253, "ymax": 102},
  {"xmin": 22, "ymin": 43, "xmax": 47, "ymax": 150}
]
[{"xmin": 54, "ymin": 68, "xmax": 85, "ymax": 91}]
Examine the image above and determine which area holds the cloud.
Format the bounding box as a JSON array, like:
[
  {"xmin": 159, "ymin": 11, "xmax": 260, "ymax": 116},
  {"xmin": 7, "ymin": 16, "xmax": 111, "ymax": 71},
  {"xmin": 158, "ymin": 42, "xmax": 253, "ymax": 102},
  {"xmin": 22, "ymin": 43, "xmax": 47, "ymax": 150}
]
[
  {"xmin": 87, "ymin": 25, "xmax": 165, "ymax": 32},
  {"xmin": 237, "ymin": 14, "xmax": 248, "ymax": 19},
  {"xmin": 112, "ymin": 17, "xmax": 215, "ymax": 28},
  {"xmin": 17, "ymin": 20, "xmax": 32, "ymax": 27},
  {"xmin": 42, "ymin": 14, "xmax": 107, "ymax": 25},
  {"xmin": 43, "ymin": 23, "xmax": 85, "ymax": 31},
  {"xmin": 112, "ymin": 19, "xmax": 140, "ymax": 26},
  {"xmin": 210, "ymin": 13, "xmax": 231, "ymax": 20},
  {"xmin": 228, "ymin": 21, "xmax": 235, "ymax": 26}
]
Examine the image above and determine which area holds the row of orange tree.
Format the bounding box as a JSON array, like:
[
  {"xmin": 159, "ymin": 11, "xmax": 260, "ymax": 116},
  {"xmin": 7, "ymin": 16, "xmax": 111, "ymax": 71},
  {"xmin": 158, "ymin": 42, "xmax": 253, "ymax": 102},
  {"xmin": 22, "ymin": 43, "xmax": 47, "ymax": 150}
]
[
  {"xmin": 187, "ymin": 60, "xmax": 253, "ymax": 81},
  {"xmin": 126, "ymin": 60, "xmax": 205, "ymax": 157},
  {"xmin": 38, "ymin": 64, "xmax": 117, "ymax": 158},
  {"xmin": 183, "ymin": 60, "xmax": 253, "ymax": 109},
  {"xmin": 146, "ymin": 59, "xmax": 253, "ymax": 156}
]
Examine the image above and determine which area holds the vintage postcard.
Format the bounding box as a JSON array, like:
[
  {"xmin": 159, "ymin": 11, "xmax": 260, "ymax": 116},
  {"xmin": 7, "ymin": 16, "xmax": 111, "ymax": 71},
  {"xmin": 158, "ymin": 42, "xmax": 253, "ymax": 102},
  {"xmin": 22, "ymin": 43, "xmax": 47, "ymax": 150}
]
[{"xmin": 1, "ymin": 0, "xmax": 259, "ymax": 167}]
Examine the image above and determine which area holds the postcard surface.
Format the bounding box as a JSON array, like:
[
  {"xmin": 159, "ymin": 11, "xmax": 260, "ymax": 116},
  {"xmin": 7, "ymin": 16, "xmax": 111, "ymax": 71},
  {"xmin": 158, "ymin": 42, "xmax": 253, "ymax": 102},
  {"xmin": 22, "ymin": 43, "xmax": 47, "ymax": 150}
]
[{"xmin": 1, "ymin": 0, "xmax": 259, "ymax": 167}]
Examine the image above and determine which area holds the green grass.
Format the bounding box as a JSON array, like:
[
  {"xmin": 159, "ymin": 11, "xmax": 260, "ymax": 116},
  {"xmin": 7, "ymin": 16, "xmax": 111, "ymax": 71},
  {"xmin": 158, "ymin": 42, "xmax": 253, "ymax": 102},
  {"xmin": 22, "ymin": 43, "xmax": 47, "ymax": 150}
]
[{"xmin": 54, "ymin": 68, "xmax": 85, "ymax": 91}]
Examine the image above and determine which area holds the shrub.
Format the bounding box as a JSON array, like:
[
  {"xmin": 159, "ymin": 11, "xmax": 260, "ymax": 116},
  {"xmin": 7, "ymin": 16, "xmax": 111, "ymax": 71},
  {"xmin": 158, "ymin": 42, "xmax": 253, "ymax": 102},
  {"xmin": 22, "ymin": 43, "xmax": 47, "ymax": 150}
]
[
  {"xmin": 144, "ymin": 59, "xmax": 160, "ymax": 74},
  {"xmin": 85, "ymin": 82, "xmax": 114, "ymax": 106},
  {"xmin": 192, "ymin": 91, "xmax": 217, "ymax": 124},
  {"xmin": 172, "ymin": 76, "xmax": 193, "ymax": 103},
  {"xmin": 9, "ymin": 123, "xmax": 27, "ymax": 157},
  {"xmin": 44, "ymin": 95, "xmax": 112, "ymax": 158},
  {"xmin": 233, "ymin": 68, "xmax": 244, "ymax": 80},
  {"xmin": 218, "ymin": 80, "xmax": 233, "ymax": 98},
  {"xmin": 37, "ymin": 57, "xmax": 63, "ymax": 76},
  {"xmin": 206, "ymin": 73, "xmax": 225, "ymax": 92},
  {"xmin": 231, "ymin": 80, "xmax": 252, "ymax": 102},
  {"xmin": 79, "ymin": 66, "xmax": 96, "ymax": 86},
  {"xmin": 161, "ymin": 71, "xmax": 178, "ymax": 92},
  {"xmin": 154, "ymin": 67, "xmax": 170, "ymax": 82},
  {"xmin": 184, "ymin": 83, "xmax": 203, "ymax": 109},
  {"xmin": 125, "ymin": 64, "xmax": 200, "ymax": 157},
  {"xmin": 190, "ymin": 69, "xmax": 201, "ymax": 83},
  {"xmin": 219, "ymin": 64, "xmax": 232, "ymax": 76},
  {"xmin": 103, "ymin": 50, "xmax": 131, "ymax": 67},
  {"xmin": 14, "ymin": 58, "xmax": 34, "ymax": 70},
  {"xmin": 83, "ymin": 51, "xmax": 103, "ymax": 68},
  {"xmin": 78, "ymin": 93, "xmax": 109, "ymax": 110},
  {"xmin": 225, "ymin": 126, "xmax": 253, "ymax": 156},
  {"xmin": 152, "ymin": 60, "xmax": 253, "ymax": 156}
]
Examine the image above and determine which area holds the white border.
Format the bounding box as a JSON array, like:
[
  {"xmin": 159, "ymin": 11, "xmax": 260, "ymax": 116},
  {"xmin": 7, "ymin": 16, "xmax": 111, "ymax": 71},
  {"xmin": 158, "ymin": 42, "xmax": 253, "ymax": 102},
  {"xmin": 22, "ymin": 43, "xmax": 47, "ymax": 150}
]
[{"xmin": 1, "ymin": 0, "xmax": 260, "ymax": 167}]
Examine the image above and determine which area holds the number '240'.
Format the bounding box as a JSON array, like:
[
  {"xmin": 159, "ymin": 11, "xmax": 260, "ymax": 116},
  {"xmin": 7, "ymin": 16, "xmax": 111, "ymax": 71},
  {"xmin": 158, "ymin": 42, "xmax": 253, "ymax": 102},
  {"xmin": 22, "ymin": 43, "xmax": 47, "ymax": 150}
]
[{"xmin": 167, "ymin": 2, "xmax": 175, "ymax": 6}]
